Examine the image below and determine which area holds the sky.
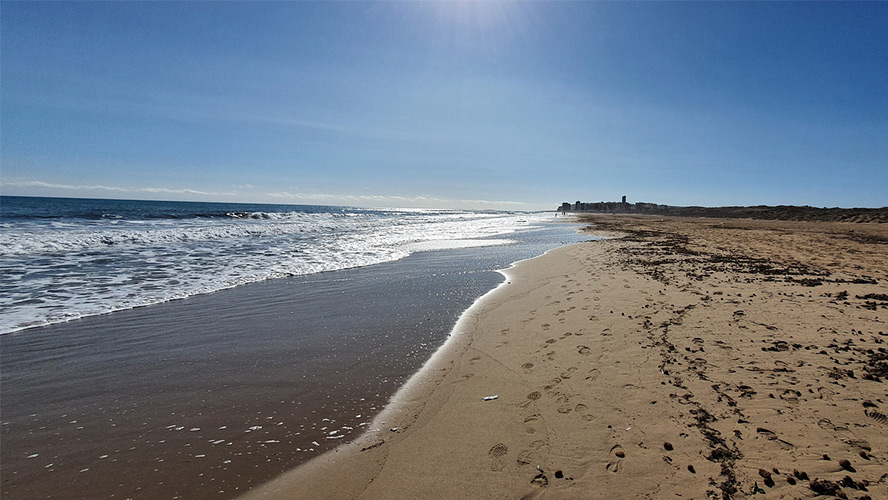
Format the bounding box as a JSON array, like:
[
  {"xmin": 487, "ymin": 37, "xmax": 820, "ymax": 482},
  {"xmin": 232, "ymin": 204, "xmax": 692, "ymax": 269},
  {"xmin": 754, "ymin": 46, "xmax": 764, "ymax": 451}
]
[{"xmin": 1, "ymin": 1, "xmax": 886, "ymax": 211}]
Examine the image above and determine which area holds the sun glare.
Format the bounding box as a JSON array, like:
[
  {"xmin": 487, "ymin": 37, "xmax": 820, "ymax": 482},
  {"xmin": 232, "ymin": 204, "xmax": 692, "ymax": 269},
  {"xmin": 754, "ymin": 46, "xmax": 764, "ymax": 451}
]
[{"xmin": 429, "ymin": 0, "xmax": 527, "ymax": 49}]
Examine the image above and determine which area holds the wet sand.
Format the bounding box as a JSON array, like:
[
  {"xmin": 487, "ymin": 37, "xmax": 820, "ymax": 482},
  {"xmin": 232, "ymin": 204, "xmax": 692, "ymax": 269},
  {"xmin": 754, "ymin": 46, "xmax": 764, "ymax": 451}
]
[
  {"xmin": 242, "ymin": 215, "xmax": 888, "ymax": 500},
  {"xmin": 0, "ymin": 222, "xmax": 590, "ymax": 500}
]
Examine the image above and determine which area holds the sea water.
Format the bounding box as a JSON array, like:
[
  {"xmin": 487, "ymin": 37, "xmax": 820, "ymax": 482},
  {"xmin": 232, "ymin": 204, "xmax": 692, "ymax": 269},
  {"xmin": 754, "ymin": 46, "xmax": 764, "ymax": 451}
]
[
  {"xmin": 1, "ymin": 196, "xmax": 591, "ymax": 499},
  {"xmin": 0, "ymin": 196, "xmax": 544, "ymax": 333}
]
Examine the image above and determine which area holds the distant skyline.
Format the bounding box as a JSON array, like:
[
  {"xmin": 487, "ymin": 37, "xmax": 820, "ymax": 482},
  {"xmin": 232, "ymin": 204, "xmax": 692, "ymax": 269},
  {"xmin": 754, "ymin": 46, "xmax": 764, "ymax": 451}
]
[{"xmin": 2, "ymin": 1, "xmax": 886, "ymax": 210}]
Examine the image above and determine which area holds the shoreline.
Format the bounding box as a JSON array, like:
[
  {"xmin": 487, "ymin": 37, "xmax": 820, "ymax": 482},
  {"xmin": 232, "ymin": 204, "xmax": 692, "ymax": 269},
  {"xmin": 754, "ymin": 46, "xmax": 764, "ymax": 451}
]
[
  {"xmin": 238, "ymin": 240, "xmax": 598, "ymax": 500},
  {"xmin": 241, "ymin": 215, "xmax": 888, "ymax": 500},
  {"xmin": 0, "ymin": 237, "xmax": 520, "ymax": 337},
  {"xmin": 0, "ymin": 220, "xmax": 588, "ymax": 500}
]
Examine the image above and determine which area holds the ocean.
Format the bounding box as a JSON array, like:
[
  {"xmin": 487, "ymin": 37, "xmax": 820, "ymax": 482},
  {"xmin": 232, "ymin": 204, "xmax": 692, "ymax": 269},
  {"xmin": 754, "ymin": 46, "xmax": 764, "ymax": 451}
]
[
  {"xmin": 0, "ymin": 196, "xmax": 542, "ymax": 334},
  {"xmin": 0, "ymin": 196, "xmax": 591, "ymax": 499}
]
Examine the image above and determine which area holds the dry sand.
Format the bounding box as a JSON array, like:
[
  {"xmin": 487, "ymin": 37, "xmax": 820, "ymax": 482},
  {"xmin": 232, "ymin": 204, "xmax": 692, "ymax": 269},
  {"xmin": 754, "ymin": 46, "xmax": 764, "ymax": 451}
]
[{"xmin": 241, "ymin": 215, "xmax": 888, "ymax": 500}]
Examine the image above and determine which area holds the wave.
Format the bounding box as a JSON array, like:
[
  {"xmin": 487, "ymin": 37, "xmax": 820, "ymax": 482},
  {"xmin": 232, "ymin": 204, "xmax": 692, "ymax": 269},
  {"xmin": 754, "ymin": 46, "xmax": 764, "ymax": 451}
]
[
  {"xmin": 0, "ymin": 211, "xmax": 523, "ymax": 257},
  {"xmin": 0, "ymin": 210, "xmax": 547, "ymax": 333}
]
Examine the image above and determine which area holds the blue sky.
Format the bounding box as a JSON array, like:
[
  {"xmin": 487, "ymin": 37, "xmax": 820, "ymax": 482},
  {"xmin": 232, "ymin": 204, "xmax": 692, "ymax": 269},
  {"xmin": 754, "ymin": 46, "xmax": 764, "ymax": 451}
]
[{"xmin": 2, "ymin": 1, "xmax": 886, "ymax": 210}]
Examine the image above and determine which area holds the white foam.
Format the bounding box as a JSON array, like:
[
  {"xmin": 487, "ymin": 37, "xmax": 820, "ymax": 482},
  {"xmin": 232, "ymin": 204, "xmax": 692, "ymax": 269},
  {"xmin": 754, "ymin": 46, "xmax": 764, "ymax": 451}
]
[{"xmin": 0, "ymin": 211, "xmax": 551, "ymax": 334}]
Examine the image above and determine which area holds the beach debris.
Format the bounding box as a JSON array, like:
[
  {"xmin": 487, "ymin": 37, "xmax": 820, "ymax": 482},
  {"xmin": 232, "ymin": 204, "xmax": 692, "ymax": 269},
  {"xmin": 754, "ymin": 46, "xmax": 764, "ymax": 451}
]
[
  {"xmin": 482, "ymin": 395, "xmax": 499, "ymax": 401},
  {"xmin": 389, "ymin": 427, "xmax": 399, "ymax": 432},
  {"xmin": 758, "ymin": 468, "xmax": 774, "ymax": 487},
  {"xmin": 664, "ymin": 442, "xmax": 674, "ymax": 451},
  {"xmin": 809, "ymin": 479, "xmax": 842, "ymax": 496},
  {"xmin": 531, "ymin": 466, "xmax": 548, "ymax": 487}
]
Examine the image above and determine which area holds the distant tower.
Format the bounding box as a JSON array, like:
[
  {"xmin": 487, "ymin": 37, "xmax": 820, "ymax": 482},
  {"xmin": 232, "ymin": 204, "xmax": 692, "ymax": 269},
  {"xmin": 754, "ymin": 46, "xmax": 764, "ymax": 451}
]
[{"xmin": 622, "ymin": 195, "xmax": 627, "ymax": 204}]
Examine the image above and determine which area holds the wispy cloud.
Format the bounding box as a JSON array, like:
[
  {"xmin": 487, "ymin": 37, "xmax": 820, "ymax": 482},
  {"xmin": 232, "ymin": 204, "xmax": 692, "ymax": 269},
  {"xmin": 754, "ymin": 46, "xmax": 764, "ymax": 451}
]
[
  {"xmin": 267, "ymin": 190, "xmax": 531, "ymax": 209},
  {"xmin": 3, "ymin": 180, "xmax": 235, "ymax": 197},
  {"xmin": 2, "ymin": 179, "xmax": 538, "ymax": 210}
]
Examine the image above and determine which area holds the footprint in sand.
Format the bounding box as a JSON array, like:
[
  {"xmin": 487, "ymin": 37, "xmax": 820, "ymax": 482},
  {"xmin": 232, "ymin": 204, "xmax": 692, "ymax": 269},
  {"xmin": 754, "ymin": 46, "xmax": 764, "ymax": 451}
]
[
  {"xmin": 575, "ymin": 403, "xmax": 594, "ymax": 421},
  {"xmin": 817, "ymin": 418, "xmax": 848, "ymax": 432},
  {"xmin": 524, "ymin": 414, "xmax": 541, "ymax": 435},
  {"xmin": 865, "ymin": 409, "xmax": 888, "ymax": 425},
  {"xmin": 606, "ymin": 445, "xmax": 625, "ymax": 474},
  {"xmin": 585, "ymin": 369, "xmax": 601, "ymax": 382},
  {"xmin": 526, "ymin": 391, "xmax": 542, "ymax": 401},
  {"xmin": 516, "ymin": 449, "xmax": 534, "ymax": 466},
  {"xmin": 779, "ymin": 389, "xmax": 801, "ymax": 404},
  {"xmin": 522, "ymin": 362, "xmax": 534, "ymax": 374},
  {"xmin": 541, "ymin": 323, "xmax": 551, "ymax": 330},
  {"xmin": 560, "ymin": 367, "xmax": 578, "ymax": 379},
  {"xmin": 577, "ymin": 346, "xmax": 591, "ymax": 355},
  {"xmin": 469, "ymin": 356, "xmax": 481, "ymax": 365},
  {"xmin": 756, "ymin": 427, "xmax": 794, "ymax": 449},
  {"xmin": 488, "ymin": 443, "xmax": 508, "ymax": 471}
]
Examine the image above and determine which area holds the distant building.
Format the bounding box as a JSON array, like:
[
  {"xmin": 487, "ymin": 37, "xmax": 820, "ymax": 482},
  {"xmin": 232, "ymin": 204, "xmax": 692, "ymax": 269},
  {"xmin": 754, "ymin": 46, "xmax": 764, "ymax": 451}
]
[{"xmin": 557, "ymin": 195, "xmax": 666, "ymax": 214}]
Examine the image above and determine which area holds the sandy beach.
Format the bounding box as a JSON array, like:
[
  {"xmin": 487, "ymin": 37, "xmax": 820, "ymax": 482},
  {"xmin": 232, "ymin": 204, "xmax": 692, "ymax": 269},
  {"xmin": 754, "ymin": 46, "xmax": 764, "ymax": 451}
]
[
  {"xmin": 242, "ymin": 215, "xmax": 888, "ymax": 500},
  {"xmin": 0, "ymin": 217, "xmax": 587, "ymax": 500}
]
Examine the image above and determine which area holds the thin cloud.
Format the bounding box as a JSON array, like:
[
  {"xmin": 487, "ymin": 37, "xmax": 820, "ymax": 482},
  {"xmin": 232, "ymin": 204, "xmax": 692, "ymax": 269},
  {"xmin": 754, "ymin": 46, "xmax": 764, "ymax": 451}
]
[
  {"xmin": 3, "ymin": 180, "xmax": 534, "ymax": 210},
  {"xmin": 3, "ymin": 180, "xmax": 234, "ymax": 197},
  {"xmin": 267, "ymin": 190, "xmax": 530, "ymax": 209}
]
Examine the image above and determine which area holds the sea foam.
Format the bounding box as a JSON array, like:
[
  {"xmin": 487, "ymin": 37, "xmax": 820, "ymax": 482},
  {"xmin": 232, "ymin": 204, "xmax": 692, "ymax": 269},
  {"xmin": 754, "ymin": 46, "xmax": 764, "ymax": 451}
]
[{"xmin": 0, "ymin": 203, "xmax": 548, "ymax": 334}]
